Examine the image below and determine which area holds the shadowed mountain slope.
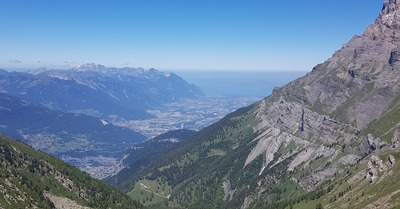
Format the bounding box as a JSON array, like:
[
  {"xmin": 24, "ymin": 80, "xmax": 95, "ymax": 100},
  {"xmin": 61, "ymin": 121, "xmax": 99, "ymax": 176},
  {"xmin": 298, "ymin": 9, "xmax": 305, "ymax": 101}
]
[{"xmin": 105, "ymin": 129, "xmax": 197, "ymax": 186}]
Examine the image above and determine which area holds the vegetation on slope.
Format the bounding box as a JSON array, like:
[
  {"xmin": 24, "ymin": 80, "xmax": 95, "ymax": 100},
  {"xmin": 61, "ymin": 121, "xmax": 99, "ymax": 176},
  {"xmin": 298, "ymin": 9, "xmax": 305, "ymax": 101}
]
[
  {"xmin": 106, "ymin": 129, "xmax": 196, "ymax": 188},
  {"xmin": 116, "ymin": 104, "xmax": 272, "ymax": 208},
  {"xmin": 0, "ymin": 134, "xmax": 142, "ymax": 209}
]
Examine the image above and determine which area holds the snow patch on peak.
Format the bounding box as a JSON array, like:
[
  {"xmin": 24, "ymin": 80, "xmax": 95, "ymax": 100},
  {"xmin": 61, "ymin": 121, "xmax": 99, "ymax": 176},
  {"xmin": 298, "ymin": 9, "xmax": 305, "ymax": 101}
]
[
  {"xmin": 77, "ymin": 63, "xmax": 107, "ymax": 72},
  {"xmin": 49, "ymin": 74, "xmax": 71, "ymax": 81}
]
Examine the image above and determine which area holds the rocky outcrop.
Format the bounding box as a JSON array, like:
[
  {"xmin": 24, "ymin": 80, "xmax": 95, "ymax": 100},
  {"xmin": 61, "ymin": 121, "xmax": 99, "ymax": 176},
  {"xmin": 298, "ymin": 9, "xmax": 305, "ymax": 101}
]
[
  {"xmin": 367, "ymin": 134, "xmax": 387, "ymax": 151},
  {"xmin": 44, "ymin": 193, "xmax": 91, "ymax": 209},
  {"xmin": 366, "ymin": 155, "xmax": 388, "ymax": 183},
  {"xmin": 241, "ymin": 197, "xmax": 253, "ymax": 209},
  {"xmin": 391, "ymin": 122, "xmax": 400, "ymax": 148},
  {"xmin": 255, "ymin": 98, "xmax": 355, "ymax": 145},
  {"xmin": 365, "ymin": 153, "xmax": 396, "ymax": 184},
  {"xmin": 222, "ymin": 180, "xmax": 236, "ymax": 202},
  {"xmin": 389, "ymin": 154, "xmax": 396, "ymax": 165}
]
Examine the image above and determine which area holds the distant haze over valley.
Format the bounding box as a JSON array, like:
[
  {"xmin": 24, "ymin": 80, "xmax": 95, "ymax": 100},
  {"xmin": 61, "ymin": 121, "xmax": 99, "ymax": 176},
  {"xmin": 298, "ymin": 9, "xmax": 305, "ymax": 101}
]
[
  {"xmin": 176, "ymin": 70, "xmax": 306, "ymax": 97},
  {"xmin": 2, "ymin": 67, "xmax": 307, "ymax": 98}
]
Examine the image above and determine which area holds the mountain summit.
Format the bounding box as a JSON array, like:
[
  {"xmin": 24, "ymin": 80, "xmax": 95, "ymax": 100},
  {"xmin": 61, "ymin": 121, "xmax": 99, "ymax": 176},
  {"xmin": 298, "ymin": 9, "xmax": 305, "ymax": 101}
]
[
  {"xmin": 74, "ymin": 63, "xmax": 172, "ymax": 78},
  {"xmin": 379, "ymin": 0, "xmax": 400, "ymax": 22},
  {"xmin": 113, "ymin": 1, "xmax": 400, "ymax": 208}
]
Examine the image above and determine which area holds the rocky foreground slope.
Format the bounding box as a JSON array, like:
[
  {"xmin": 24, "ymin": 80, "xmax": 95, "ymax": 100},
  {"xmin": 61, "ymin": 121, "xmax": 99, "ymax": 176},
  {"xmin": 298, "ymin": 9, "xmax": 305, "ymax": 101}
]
[{"xmin": 111, "ymin": 1, "xmax": 400, "ymax": 208}]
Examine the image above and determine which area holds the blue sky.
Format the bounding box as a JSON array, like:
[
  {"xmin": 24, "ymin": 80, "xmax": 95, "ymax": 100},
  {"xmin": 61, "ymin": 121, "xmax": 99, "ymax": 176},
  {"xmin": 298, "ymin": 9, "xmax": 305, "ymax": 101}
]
[{"xmin": 0, "ymin": 0, "xmax": 383, "ymax": 71}]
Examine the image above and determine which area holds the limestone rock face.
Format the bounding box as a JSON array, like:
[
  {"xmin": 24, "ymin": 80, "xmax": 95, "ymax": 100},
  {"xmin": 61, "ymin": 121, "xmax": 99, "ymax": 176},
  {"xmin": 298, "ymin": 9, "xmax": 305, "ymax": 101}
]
[
  {"xmin": 391, "ymin": 122, "xmax": 400, "ymax": 148},
  {"xmin": 365, "ymin": 153, "xmax": 396, "ymax": 184},
  {"xmin": 367, "ymin": 134, "xmax": 387, "ymax": 151},
  {"xmin": 236, "ymin": 0, "xmax": 400, "ymax": 207},
  {"xmin": 388, "ymin": 154, "xmax": 396, "ymax": 165},
  {"xmin": 270, "ymin": 0, "xmax": 400, "ymax": 131},
  {"xmin": 246, "ymin": 0, "xmax": 400, "ymax": 197},
  {"xmin": 377, "ymin": 0, "xmax": 400, "ymax": 27}
]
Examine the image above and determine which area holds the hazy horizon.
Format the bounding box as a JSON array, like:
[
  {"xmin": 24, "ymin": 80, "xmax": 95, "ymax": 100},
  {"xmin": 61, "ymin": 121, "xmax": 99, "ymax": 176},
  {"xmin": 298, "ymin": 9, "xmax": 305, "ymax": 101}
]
[
  {"xmin": 0, "ymin": 66, "xmax": 305, "ymax": 97},
  {"xmin": 1, "ymin": 1, "xmax": 382, "ymax": 72},
  {"xmin": 176, "ymin": 70, "xmax": 306, "ymax": 97},
  {"xmin": 0, "ymin": 65, "xmax": 307, "ymax": 73}
]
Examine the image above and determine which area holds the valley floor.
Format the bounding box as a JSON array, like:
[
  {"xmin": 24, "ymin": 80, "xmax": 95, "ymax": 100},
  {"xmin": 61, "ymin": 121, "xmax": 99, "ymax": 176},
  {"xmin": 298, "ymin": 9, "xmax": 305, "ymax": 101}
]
[
  {"xmin": 73, "ymin": 95, "xmax": 260, "ymax": 178},
  {"xmin": 110, "ymin": 95, "xmax": 261, "ymax": 138}
]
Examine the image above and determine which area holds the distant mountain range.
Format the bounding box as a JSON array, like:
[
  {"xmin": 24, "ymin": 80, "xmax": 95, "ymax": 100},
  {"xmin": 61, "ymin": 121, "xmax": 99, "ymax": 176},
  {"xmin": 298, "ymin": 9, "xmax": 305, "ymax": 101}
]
[
  {"xmin": 108, "ymin": 1, "xmax": 400, "ymax": 208},
  {"xmin": 0, "ymin": 63, "xmax": 203, "ymax": 120}
]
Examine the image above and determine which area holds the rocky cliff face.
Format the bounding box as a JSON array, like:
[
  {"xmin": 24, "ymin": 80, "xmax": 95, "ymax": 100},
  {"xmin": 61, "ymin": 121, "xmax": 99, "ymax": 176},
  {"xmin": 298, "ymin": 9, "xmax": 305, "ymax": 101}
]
[
  {"xmin": 282, "ymin": 0, "xmax": 400, "ymax": 129},
  {"xmin": 238, "ymin": 0, "xmax": 400, "ymax": 206},
  {"xmin": 246, "ymin": 0, "xmax": 400, "ymax": 195}
]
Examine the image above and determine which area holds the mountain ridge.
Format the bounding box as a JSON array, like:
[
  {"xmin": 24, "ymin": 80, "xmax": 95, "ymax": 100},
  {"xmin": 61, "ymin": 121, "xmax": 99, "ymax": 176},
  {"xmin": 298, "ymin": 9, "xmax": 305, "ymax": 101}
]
[{"xmin": 0, "ymin": 64, "xmax": 203, "ymax": 121}]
